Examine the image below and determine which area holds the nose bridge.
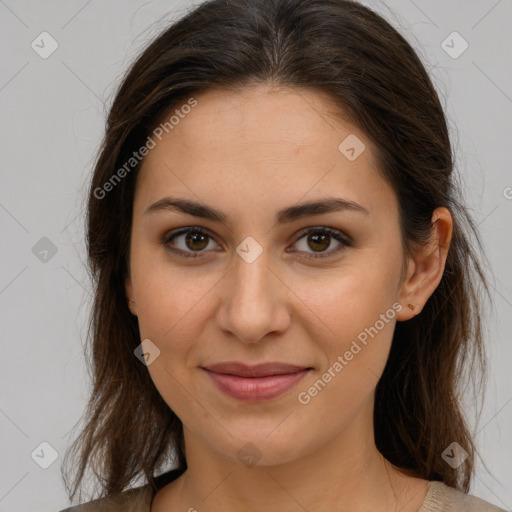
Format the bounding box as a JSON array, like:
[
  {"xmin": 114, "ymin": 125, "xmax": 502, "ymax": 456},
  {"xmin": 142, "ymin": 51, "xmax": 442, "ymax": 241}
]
[
  {"xmin": 217, "ymin": 243, "xmax": 290, "ymax": 343},
  {"xmin": 233, "ymin": 245, "xmax": 273, "ymax": 304}
]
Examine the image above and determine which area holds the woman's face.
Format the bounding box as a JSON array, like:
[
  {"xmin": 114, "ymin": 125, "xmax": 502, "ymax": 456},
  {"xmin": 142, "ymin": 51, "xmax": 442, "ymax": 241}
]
[{"xmin": 126, "ymin": 84, "xmax": 410, "ymax": 466}]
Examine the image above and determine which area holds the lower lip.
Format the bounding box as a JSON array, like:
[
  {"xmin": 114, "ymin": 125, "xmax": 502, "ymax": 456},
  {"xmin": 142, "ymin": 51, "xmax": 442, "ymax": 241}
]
[{"xmin": 203, "ymin": 368, "xmax": 311, "ymax": 401}]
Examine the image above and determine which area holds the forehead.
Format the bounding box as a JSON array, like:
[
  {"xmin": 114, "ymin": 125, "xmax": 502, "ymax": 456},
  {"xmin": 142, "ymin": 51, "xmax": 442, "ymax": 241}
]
[
  {"xmin": 135, "ymin": 84, "xmax": 394, "ymax": 220},
  {"xmin": 149, "ymin": 84, "xmax": 372, "ymax": 160}
]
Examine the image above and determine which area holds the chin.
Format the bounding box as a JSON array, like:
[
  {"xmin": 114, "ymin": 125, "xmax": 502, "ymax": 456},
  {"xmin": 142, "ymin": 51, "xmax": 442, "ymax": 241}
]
[{"xmin": 199, "ymin": 421, "xmax": 314, "ymax": 468}]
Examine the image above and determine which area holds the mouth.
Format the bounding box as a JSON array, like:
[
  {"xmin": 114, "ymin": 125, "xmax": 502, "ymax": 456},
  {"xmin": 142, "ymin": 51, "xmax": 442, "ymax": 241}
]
[{"xmin": 201, "ymin": 362, "xmax": 313, "ymax": 401}]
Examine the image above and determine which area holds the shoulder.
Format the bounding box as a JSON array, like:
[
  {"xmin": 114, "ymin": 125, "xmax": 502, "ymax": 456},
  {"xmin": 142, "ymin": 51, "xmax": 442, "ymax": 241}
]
[
  {"xmin": 58, "ymin": 467, "xmax": 184, "ymax": 512},
  {"xmin": 58, "ymin": 485, "xmax": 153, "ymax": 512},
  {"xmin": 419, "ymin": 480, "xmax": 508, "ymax": 512}
]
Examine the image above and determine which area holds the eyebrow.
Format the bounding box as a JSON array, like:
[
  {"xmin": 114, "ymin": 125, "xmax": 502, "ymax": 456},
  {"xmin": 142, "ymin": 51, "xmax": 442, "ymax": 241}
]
[{"xmin": 144, "ymin": 196, "xmax": 369, "ymax": 225}]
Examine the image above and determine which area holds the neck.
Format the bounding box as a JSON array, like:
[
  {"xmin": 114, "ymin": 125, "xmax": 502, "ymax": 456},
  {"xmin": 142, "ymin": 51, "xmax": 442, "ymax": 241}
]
[{"xmin": 160, "ymin": 400, "xmax": 428, "ymax": 512}]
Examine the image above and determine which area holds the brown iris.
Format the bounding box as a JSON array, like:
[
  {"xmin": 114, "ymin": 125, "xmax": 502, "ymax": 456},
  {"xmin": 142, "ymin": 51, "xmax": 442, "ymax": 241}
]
[
  {"xmin": 185, "ymin": 231, "xmax": 209, "ymax": 251},
  {"xmin": 307, "ymin": 232, "xmax": 330, "ymax": 252}
]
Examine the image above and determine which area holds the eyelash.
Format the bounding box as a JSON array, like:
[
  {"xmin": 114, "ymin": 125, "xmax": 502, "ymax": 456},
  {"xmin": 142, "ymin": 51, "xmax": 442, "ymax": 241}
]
[{"xmin": 161, "ymin": 226, "xmax": 351, "ymax": 260}]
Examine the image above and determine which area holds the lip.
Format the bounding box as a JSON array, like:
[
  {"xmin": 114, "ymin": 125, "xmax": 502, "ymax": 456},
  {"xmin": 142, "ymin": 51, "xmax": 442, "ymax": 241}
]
[
  {"xmin": 202, "ymin": 362, "xmax": 312, "ymax": 401},
  {"xmin": 204, "ymin": 361, "xmax": 310, "ymax": 377}
]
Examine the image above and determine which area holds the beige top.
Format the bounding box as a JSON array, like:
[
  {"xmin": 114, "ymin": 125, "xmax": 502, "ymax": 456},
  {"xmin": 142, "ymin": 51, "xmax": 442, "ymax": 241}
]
[{"xmin": 59, "ymin": 480, "xmax": 509, "ymax": 511}]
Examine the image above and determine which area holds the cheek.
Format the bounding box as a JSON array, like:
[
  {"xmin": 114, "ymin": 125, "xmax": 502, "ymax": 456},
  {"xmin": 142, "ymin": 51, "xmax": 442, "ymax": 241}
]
[
  {"xmin": 298, "ymin": 255, "xmax": 400, "ymax": 387},
  {"xmin": 131, "ymin": 244, "xmax": 219, "ymax": 342},
  {"xmin": 296, "ymin": 292, "xmax": 397, "ymax": 429},
  {"xmin": 131, "ymin": 261, "xmax": 213, "ymax": 417}
]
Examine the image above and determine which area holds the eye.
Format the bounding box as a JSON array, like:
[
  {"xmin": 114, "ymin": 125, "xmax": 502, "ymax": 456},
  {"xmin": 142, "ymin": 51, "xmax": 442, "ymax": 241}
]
[
  {"xmin": 289, "ymin": 227, "xmax": 350, "ymax": 259},
  {"xmin": 161, "ymin": 226, "xmax": 351, "ymax": 259},
  {"xmin": 161, "ymin": 227, "xmax": 219, "ymax": 258}
]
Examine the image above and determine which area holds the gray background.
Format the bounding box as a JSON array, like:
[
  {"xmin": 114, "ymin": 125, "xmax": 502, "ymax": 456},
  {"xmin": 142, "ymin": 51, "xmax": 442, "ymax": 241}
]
[{"xmin": 0, "ymin": 1, "xmax": 511, "ymax": 511}]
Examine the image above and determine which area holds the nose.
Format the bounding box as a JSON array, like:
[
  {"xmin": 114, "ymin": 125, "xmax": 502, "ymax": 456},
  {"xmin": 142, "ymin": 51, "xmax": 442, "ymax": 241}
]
[{"xmin": 215, "ymin": 248, "xmax": 291, "ymax": 344}]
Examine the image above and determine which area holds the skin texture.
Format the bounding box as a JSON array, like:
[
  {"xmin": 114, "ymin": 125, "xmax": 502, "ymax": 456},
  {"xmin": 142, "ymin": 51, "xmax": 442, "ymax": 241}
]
[{"xmin": 125, "ymin": 84, "xmax": 453, "ymax": 512}]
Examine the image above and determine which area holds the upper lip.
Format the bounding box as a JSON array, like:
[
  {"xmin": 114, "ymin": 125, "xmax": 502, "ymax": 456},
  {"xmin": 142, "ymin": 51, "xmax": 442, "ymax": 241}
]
[{"xmin": 203, "ymin": 362, "xmax": 311, "ymax": 377}]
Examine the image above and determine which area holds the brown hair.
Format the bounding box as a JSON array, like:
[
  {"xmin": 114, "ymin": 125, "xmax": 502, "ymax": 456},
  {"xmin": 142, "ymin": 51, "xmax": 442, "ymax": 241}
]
[{"xmin": 62, "ymin": 0, "xmax": 492, "ymax": 503}]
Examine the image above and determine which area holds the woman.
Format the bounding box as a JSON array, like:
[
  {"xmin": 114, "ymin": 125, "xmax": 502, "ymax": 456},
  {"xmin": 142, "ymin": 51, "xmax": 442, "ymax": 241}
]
[{"xmin": 59, "ymin": 0, "xmax": 506, "ymax": 510}]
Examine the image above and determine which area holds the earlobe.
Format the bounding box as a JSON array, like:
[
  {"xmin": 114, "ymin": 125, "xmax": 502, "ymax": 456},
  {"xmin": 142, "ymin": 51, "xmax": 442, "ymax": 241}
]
[
  {"xmin": 396, "ymin": 207, "xmax": 453, "ymax": 322},
  {"xmin": 396, "ymin": 256, "xmax": 421, "ymax": 321},
  {"xmin": 125, "ymin": 276, "xmax": 138, "ymax": 316}
]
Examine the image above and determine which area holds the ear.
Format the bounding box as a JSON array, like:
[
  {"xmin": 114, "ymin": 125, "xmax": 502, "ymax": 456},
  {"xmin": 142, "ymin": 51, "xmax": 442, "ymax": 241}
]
[
  {"xmin": 125, "ymin": 275, "xmax": 138, "ymax": 316},
  {"xmin": 396, "ymin": 207, "xmax": 453, "ymax": 322}
]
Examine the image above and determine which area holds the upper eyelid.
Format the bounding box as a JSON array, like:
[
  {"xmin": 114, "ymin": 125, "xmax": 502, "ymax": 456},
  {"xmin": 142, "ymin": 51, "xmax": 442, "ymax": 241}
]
[{"xmin": 165, "ymin": 225, "xmax": 347, "ymax": 240}]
